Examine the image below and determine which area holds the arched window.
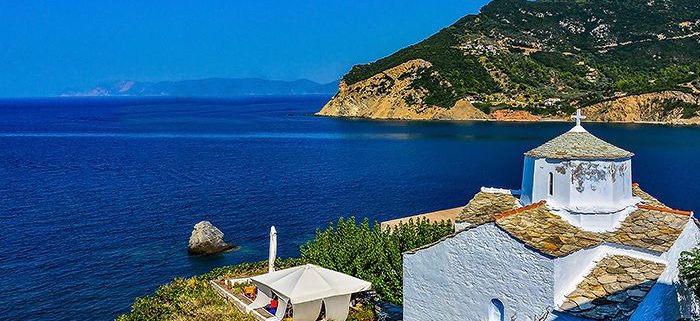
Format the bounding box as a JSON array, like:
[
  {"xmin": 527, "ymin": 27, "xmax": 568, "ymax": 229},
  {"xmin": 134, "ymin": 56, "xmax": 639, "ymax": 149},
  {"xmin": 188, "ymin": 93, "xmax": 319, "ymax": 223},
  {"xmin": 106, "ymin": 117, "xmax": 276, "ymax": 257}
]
[
  {"xmin": 489, "ymin": 299, "xmax": 505, "ymax": 321},
  {"xmin": 548, "ymin": 172, "xmax": 554, "ymax": 196}
]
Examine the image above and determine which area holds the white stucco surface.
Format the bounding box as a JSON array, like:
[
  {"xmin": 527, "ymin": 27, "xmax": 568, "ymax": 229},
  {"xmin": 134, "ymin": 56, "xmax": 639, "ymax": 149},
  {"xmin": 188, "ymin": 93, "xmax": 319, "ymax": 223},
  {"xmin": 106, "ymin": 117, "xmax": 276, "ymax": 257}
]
[
  {"xmin": 551, "ymin": 205, "xmax": 639, "ymax": 233},
  {"xmin": 405, "ymin": 216, "xmax": 699, "ymax": 321},
  {"xmin": 523, "ymin": 158, "xmax": 633, "ymax": 212},
  {"xmin": 403, "ymin": 224, "xmax": 554, "ymax": 321},
  {"xmin": 520, "ymin": 156, "xmax": 535, "ymax": 205},
  {"xmin": 520, "ymin": 156, "xmax": 636, "ymax": 231},
  {"xmin": 481, "ymin": 187, "xmax": 520, "ymax": 195}
]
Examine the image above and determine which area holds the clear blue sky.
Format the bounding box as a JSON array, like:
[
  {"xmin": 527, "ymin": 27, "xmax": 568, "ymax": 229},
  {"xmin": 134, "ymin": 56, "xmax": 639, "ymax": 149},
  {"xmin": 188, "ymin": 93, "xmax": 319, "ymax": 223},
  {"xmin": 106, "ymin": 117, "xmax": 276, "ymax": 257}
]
[{"xmin": 0, "ymin": 0, "xmax": 491, "ymax": 97}]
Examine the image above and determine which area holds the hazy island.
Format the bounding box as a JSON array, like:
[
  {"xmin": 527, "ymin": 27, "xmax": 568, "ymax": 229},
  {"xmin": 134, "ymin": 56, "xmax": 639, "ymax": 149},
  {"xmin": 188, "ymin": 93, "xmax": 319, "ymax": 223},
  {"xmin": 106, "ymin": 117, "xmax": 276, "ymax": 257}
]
[
  {"xmin": 62, "ymin": 78, "xmax": 339, "ymax": 97},
  {"xmin": 317, "ymin": 0, "xmax": 700, "ymax": 125}
]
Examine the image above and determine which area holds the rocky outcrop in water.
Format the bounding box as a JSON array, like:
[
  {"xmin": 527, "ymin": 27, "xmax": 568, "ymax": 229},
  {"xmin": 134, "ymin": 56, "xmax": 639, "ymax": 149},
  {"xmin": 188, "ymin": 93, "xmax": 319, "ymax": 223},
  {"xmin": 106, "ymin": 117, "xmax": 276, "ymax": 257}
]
[{"xmin": 187, "ymin": 221, "xmax": 234, "ymax": 255}]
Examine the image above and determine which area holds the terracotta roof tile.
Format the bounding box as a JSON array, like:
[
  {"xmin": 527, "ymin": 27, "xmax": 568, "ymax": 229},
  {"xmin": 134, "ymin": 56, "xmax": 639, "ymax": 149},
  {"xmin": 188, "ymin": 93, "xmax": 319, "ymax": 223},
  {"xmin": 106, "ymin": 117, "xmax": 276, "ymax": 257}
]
[
  {"xmin": 494, "ymin": 200, "xmax": 546, "ymax": 220},
  {"xmin": 636, "ymin": 204, "xmax": 693, "ymax": 216}
]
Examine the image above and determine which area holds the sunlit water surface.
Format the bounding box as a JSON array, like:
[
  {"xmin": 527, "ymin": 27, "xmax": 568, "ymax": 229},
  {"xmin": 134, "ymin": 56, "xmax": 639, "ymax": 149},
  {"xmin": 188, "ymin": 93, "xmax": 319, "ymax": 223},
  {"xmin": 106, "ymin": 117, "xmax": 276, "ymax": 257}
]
[{"xmin": 1, "ymin": 96, "xmax": 699, "ymax": 320}]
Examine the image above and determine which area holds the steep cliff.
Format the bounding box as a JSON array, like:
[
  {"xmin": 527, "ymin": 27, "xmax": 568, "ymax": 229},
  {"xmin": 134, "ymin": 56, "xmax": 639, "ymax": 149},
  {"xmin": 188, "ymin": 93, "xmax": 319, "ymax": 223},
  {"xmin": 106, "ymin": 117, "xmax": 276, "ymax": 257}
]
[
  {"xmin": 320, "ymin": 0, "xmax": 700, "ymax": 123},
  {"xmin": 317, "ymin": 59, "xmax": 487, "ymax": 120},
  {"xmin": 585, "ymin": 91, "xmax": 700, "ymax": 125}
]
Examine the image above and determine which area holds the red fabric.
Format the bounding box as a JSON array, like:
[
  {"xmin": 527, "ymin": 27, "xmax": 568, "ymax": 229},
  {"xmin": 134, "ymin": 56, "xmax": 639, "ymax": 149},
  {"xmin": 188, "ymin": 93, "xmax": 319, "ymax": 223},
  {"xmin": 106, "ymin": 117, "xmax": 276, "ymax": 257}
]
[{"xmin": 271, "ymin": 299, "xmax": 278, "ymax": 309}]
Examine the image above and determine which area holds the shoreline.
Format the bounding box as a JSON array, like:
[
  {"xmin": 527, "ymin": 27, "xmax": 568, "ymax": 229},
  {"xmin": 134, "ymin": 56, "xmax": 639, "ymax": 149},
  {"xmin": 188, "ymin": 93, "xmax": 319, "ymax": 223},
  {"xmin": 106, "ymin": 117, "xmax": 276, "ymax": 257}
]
[{"xmin": 314, "ymin": 113, "xmax": 700, "ymax": 127}]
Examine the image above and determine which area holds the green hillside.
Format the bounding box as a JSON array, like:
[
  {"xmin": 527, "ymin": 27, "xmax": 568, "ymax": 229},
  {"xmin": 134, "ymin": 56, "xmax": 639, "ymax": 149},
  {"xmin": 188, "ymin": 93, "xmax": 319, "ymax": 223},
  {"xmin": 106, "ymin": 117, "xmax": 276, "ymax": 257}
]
[{"xmin": 342, "ymin": 0, "xmax": 700, "ymax": 116}]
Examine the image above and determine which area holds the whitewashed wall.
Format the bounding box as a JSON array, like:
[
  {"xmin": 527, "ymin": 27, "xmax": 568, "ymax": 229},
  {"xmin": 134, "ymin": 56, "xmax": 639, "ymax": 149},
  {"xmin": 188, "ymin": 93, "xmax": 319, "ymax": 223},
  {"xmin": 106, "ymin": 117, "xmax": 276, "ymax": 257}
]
[
  {"xmin": 521, "ymin": 157, "xmax": 573, "ymax": 208},
  {"xmin": 631, "ymin": 220, "xmax": 700, "ymax": 321},
  {"xmin": 566, "ymin": 159, "xmax": 632, "ymax": 212},
  {"xmin": 520, "ymin": 156, "xmax": 535, "ymax": 205},
  {"xmin": 403, "ymin": 224, "xmax": 555, "ymax": 321},
  {"xmin": 521, "ymin": 156, "xmax": 633, "ymax": 215}
]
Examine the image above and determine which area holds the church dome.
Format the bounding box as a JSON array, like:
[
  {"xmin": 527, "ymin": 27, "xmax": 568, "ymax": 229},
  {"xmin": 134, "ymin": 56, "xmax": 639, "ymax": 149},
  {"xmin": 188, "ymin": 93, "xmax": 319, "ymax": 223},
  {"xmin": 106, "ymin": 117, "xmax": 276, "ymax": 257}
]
[
  {"xmin": 519, "ymin": 110, "xmax": 636, "ymax": 225},
  {"xmin": 525, "ymin": 127, "xmax": 633, "ymax": 160}
]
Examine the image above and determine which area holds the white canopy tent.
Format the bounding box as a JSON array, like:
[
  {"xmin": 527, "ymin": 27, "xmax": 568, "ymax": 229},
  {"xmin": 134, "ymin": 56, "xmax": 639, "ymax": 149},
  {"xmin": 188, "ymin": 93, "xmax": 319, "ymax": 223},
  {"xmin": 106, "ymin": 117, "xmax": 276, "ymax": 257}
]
[{"xmin": 250, "ymin": 264, "xmax": 372, "ymax": 321}]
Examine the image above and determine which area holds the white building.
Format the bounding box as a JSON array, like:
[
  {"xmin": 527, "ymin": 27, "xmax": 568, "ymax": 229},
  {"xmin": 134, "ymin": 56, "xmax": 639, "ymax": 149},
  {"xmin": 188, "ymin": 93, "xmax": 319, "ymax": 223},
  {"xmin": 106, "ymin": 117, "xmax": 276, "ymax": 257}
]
[{"xmin": 402, "ymin": 111, "xmax": 700, "ymax": 321}]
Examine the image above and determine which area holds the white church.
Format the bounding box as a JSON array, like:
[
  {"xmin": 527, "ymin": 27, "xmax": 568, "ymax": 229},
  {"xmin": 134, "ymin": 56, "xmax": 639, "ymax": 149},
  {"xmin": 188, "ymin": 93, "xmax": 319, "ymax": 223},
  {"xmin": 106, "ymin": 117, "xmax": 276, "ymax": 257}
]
[{"xmin": 402, "ymin": 111, "xmax": 700, "ymax": 321}]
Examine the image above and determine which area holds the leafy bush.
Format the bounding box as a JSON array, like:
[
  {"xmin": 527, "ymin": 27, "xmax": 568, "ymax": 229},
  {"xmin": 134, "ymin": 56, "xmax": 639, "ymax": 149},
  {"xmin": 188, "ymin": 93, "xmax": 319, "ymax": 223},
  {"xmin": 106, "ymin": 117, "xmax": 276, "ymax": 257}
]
[
  {"xmin": 680, "ymin": 248, "xmax": 700, "ymax": 298},
  {"xmin": 473, "ymin": 102, "xmax": 511, "ymax": 114},
  {"xmin": 300, "ymin": 217, "xmax": 453, "ymax": 304},
  {"xmin": 347, "ymin": 303, "xmax": 376, "ymax": 321},
  {"xmin": 657, "ymin": 99, "xmax": 700, "ymax": 119},
  {"xmin": 343, "ymin": 24, "xmax": 499, "ymax": 109}
]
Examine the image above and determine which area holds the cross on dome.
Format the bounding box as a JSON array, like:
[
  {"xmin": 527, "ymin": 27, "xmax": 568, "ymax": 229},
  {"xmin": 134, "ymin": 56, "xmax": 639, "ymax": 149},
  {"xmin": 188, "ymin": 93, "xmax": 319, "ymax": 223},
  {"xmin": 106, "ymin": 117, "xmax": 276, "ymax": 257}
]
[
  {"xmin": 572, "ymin": 109, "xmax": 586, "ymax": 126},
  {"xmin": 569, "ymin": 109, "xmax": 587, "ymax": 132}
]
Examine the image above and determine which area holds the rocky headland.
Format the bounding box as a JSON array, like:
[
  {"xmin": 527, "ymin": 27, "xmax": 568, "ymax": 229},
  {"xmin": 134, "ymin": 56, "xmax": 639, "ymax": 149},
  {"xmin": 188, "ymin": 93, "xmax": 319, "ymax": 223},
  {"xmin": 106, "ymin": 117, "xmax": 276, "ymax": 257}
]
[
  {"xmin": 317, "ymin": 60, "xmax": 488, "ymax": 121},
  {"xmin": 320, "ymin": 87, "xmax": 700, "ymax": 125},
  {"xmin": 317, "ymin": 0, "xmax": 700, "ymax": 125}
]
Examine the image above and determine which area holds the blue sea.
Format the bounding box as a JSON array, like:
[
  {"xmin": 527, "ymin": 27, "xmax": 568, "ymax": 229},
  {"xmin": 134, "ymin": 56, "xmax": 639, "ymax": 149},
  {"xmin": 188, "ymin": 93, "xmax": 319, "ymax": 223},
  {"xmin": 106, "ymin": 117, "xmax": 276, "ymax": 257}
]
[{"xmin": 1, "ymin": 96, "xmax": 699, "ymax": 320}]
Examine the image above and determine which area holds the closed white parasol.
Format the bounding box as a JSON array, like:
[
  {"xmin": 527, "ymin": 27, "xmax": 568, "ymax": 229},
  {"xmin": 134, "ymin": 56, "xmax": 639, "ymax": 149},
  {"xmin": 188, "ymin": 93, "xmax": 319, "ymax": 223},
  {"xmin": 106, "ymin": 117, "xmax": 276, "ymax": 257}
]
[{"xmin": 268, "ymin": 226, "xmax": 277, "ymax": 273}]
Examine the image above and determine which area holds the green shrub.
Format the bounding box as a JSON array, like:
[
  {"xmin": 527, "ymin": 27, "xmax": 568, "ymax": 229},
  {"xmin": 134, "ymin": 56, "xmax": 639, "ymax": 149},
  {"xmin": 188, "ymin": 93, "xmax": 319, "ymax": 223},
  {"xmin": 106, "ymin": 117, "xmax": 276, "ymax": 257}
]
[
  {"xmin": 299, "ymin": 217, "xmax": 453, "ymax": 304},
  {"xmin": 680, "ymin": 248, "xmax": 700, "ymax": 298},
  {"xmin": 657, "ymin": 99, "xmax": 700, "ymax": 119},
  {"xmin": 347, "ymin": 303, "xmax": 376, "ymax": 321}
]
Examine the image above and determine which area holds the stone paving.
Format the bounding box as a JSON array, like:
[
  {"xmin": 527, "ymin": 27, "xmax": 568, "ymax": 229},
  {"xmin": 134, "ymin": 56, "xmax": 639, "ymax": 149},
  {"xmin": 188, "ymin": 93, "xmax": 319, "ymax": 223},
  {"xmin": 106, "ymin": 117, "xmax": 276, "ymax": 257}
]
[{"xmin": 560, "ymin": 255, "xmax": 666, "ymax": 320}]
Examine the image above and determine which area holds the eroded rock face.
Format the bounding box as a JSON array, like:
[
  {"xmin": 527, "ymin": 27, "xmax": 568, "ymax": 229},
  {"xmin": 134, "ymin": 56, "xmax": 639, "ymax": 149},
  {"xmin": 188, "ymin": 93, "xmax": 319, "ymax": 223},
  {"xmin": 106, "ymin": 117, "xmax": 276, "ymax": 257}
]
[
  {"xmin": 316, "ymin": 59, "xmax": 488, "ymax": 121},
  {"xmin": 319, "ymin": 66, "xmax": 700, "ymax": 124},
  {"xmin": 584, "ymin": 91, "xmax": 700, "ymax": 124},
  {"xmin": 187, "ymin": 221, "xmax": 234, "ymax": 255},
  {"xmin": 489, "ymin": 109, "xmax": 541, "ymax": 121}
]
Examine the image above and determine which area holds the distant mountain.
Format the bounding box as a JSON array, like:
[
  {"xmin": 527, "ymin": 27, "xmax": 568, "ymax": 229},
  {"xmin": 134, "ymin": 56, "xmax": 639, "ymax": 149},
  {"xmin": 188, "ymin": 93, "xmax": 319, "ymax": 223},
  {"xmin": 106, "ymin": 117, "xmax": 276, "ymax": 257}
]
[
  {"xmin": 319, "ymin": 0, "xmax": 700, "ymax": 124},
  {"xmin": 62, "ymin": 78, "xmax": 339, "ymax": 97}
]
